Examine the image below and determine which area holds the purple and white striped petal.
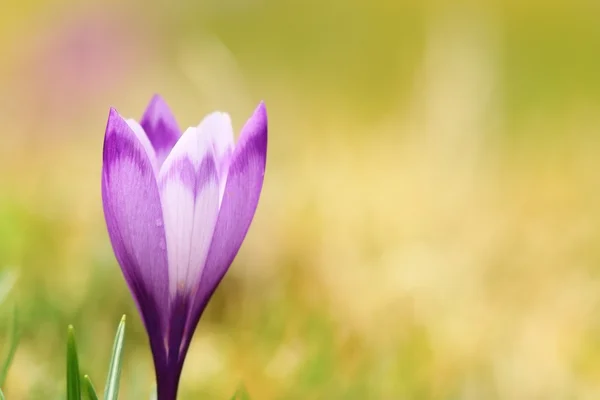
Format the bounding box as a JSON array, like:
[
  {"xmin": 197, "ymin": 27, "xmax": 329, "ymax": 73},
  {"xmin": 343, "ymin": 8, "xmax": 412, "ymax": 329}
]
[
  {"xmin": 201, "ymin": 112, "xmax": 235, "ymax": 169},
  {"xmin": 158, "ymin": 126, "xmax": 221, "ymax": 298},
  {"xmin": 140, "ymin": 95, "xmax": 181, "ymax": 167},
  {"xmin": 182, "ymin": 102, "xmax": 267, "ymax": 350},
  {"xmin": 196, "ymin": 112, "xmax": 235, "ymax": 200},
  {"xmin": 202, "ymin": 101, "xmax": 267, "ymax": 293},
  {"xmin": 101, "ymin": 108, "xmax": 170, "ymax": 354},
  {"xmin": 124, "ymin": 118, "xmax": 160, "ymax": 173}
]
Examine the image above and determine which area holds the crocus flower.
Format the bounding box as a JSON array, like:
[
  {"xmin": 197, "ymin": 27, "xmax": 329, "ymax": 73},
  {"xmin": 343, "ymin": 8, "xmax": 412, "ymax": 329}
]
[{"xmin": 101, "ymin": 95, "xmax": 267, "ymax": 399}]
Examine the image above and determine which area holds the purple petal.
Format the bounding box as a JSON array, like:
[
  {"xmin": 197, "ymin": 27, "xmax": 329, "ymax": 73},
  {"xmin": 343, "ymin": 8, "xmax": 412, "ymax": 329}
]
[
  {"xmin": 160, "ymin": 293, "xmax": 190, "ymax": 400},
  {"xmin": 140, "ymin": 94, "xmax": 181, "ymax": 167},
  {"xmin": 158, "ymin": 126, "xmax": 221, "ymax": 299},
  {"xmin": 202, "ymin": 101, "xmax": 267, "ymax": 294},
  {"xmin": 199, "ymin": 111, "xmax": 235, "ymax": 163},
  {"xmin": 157, "ymin": 123, "xmax": 222, "ymax": 386},
  {"xmin": 182, "ymin": 101, "xmax": 268, "ymax": 351},
  {"xmin": 101, "ymin": 108, "xmax": 170, "ymax": 371},
  {"xmin": 195, "ymin": 111, "xmax": 235, "ymax": 199}
]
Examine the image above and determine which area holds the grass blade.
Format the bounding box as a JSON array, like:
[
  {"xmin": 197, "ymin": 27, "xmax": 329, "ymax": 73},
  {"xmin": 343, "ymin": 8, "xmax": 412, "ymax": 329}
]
[
  {"xmin": 0, "ymin": 387, "xmax": 5, "ymax": 400},
  {"xmin": 83, "ymin": 375, "xmax": 99, "ymax": 400},
  {"xmin": 103, "ymin": 315, "xmax": 126, "ymax": 400},
  {"xmin": 230, "ymin": 384, "xmax": 251, "ymax": 400},
  {"xmin": 67, "ymin": 325, "xmax": 81, "ymax": 400},
  {"xmin": 0, "ymin": 305, "xmax": 19, "ymax": 387},
  {"xmin": 0, "ymin": 270, "xmax": 17, "ymax": 307}
]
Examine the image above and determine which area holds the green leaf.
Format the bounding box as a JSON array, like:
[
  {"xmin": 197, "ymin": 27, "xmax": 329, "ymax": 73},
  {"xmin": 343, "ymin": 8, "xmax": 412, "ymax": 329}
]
[
  {"xmin": 103, "ymin": 315, "xmax": 126, "ymax": 400},
  {"xmin": 0, "ymin": 270, "xmax": 17, "ymax": 307},
  {"xmin": 0, "ymin": 305, "xmax": 19, "ymax": 387},
  {"xmin": 0, "ymin": 387, "xmax": 5, "ymax": 400},
  {"xmin": 83, "ymin": 375, "xmax": 99, "ymax": 400},
  {"xmin": 230, "ymin": 384, "xmax": 251, "ymax": 400},
  {"xmin": 67, "ymin": 325, "xmax": 81, "ymax": 400}
]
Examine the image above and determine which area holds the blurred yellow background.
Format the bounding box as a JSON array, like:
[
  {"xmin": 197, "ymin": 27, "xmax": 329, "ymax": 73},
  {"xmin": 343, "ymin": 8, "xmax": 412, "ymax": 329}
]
[{"xmin": 1, "ymin": 0, "xmax": 600, "ymax": 398}]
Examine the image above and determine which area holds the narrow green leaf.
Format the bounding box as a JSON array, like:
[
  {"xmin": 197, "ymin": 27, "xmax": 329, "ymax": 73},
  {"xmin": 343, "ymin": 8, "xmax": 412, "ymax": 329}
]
[
  {"xmin": 0, "ymin": 387, "xmax": 5, "ymax": 400},
  {"xmin": 67, "ymin": 325, "xmax": 81, "ymax": 400},
  {"xmin": 83, "ymin": 375, "xmax": 99, "ymax": 400},
  {"xmin": 0, "ymin": 305, "xmax": 19, "ymax": 387},
  {"xmin": 230, "ymin": 384, "xmax": 251, "ymax": 400},
  {"xmin": 0, "ymin": 270, "xmax": 17, "ymax": 307},
  {"xmin": 103, "ymin": 315, "xmax": 126, "ymax": 400}
]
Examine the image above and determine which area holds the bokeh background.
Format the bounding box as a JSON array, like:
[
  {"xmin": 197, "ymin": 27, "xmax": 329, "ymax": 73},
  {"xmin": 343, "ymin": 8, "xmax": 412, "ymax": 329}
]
[{"xmin": 1, "ymin": 0, "xmax": 600, "ymax": 398}]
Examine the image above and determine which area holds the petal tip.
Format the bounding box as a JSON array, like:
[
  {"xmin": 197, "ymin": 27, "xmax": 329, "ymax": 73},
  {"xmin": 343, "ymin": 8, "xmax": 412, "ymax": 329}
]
[
  {"xmin": 249, "ymin": 101, "xmax": 268, "ymax": 138},
  {"xmin": 233, "ymin": 100, "xmax": 268, "ymax": 161},
  {"xmin": 255, "ymin": 101, "xmax": 267, "ymax": 119},
  {"xmin": 106, "ymin": 108, "xmax": 124, "ymax": 136},
  {"xmin": 148, "ymin": 93, "xmax": 167, "ymax": 108},
  {"xmin": 106, "ymin": 107, "xmax": 130, "ymax": 136},
  {"xmin": 142, "ymin": 94, "xmax": 171, "ymax": 122},
  {"xmin": 108, "ymin": 107, "xmax": 120, "ymax": 120},
  {"xmin": 140, "ymin": 94, "xmax": 181, "ymax": 152}
]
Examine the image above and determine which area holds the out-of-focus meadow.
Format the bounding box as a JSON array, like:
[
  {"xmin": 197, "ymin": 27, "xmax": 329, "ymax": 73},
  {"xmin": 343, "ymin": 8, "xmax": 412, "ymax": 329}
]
[{"xmin": 1, "ymin": 0, "xmax": 600, "ymax": 398}]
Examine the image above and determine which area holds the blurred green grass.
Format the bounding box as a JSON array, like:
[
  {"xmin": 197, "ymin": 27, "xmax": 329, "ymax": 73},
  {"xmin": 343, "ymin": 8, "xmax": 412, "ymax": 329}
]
[{"xmin": 1, "ymin": 0, "xmax": 600, "ymax": 398}]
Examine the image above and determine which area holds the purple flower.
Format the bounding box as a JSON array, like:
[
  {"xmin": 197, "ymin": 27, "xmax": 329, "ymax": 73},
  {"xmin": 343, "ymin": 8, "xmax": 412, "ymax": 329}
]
[{"xmin": 101, "ymin": 95, "xmax": 267, "ymax": 399}]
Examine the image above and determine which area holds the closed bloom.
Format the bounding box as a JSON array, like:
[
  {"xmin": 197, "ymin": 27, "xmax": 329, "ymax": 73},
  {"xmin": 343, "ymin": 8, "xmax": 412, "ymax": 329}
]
[{"xmin": 101, "ymin": 95, "xmax": 267, "ymax": 399}]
